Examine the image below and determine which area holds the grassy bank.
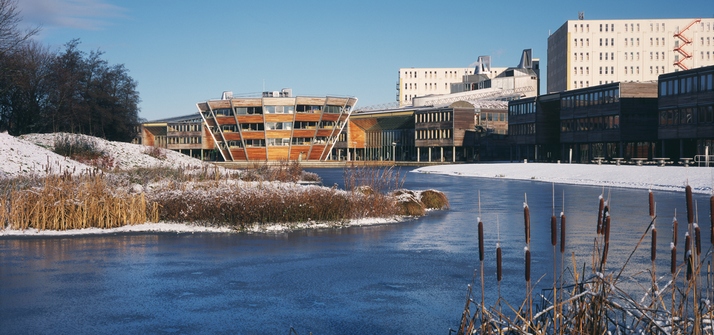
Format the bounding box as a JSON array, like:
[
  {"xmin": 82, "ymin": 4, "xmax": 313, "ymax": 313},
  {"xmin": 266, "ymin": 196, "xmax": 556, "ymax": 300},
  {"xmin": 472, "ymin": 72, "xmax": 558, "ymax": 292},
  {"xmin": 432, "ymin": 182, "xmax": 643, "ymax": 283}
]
[{"xmin": 0, "ymin": 161, "xmax": 448, "ymax": 231}]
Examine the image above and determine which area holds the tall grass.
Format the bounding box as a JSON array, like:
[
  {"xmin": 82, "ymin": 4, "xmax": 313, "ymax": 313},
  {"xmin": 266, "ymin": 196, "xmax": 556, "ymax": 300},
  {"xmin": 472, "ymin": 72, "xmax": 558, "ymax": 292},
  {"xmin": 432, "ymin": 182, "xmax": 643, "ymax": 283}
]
[
  {"xmin": 1, "ymin": 173, "xmax": 158, "ymax": 230},
  {"xmin": 456, "ymin": 186, "xmax": 714, "ymax": 335}
]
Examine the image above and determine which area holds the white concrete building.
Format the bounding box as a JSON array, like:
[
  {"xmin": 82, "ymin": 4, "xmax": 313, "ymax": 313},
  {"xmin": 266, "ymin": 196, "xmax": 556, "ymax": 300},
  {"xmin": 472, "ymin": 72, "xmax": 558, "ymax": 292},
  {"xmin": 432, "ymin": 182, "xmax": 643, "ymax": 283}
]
[
  {"xmin": 396, "ymin": 59, "xmax": 507, "ymax": 107},
  {"xmin": 547, "ymin": 18, "xmax": 714, "ymax": 93}
]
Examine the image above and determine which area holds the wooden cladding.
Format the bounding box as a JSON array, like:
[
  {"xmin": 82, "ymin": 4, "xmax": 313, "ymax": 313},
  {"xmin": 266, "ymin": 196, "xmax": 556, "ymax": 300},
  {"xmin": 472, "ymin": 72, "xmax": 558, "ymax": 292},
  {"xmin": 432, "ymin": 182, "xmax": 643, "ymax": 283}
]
[{"xmin": 198, "ymin": 94, "xmax": 357, "ymax": 161}]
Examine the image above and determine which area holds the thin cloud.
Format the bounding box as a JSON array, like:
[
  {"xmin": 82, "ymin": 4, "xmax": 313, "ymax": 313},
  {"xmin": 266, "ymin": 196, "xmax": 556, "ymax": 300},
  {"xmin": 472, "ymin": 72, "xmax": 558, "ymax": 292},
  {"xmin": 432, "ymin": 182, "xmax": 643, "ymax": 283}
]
[{"xmin": 17, "ymin": 0, "xmax": 126, "ymax": 31}]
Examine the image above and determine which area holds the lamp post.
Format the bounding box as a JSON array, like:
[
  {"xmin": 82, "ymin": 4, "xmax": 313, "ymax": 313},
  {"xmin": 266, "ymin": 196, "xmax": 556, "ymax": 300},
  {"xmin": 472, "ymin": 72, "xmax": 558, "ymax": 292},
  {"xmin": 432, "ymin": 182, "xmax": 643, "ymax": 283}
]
[{"xmin": 392, "ymin": 142, "xmax": 396, "ymax": 162}]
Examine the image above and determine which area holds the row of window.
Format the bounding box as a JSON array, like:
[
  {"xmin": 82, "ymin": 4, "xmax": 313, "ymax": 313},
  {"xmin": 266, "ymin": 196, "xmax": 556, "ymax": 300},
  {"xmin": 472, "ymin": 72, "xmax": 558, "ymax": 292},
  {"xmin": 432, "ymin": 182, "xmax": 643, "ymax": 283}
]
[
  {"xmin": 660, "ymin": 73, "xmax": 714, "ymax": 96},
  {"xmin": 480, "ymin": 112, "xmax": 507, "ymax": 123},
  {"xmin": 403, "ymin": 82, "xmax": 450, "ymax": 91},
  {"xmin": 219, "ymin": 121, "xmax": 340, "ymax": 132},
  {"xmin": 168, "ymin": 123, "xmax": 201, "ymax": 132},
  {"xmin": 561, "ymin": 88, "xmax": 620, "ymax": 109},
  {"xmin": 224, "ymin": 137, "xmax": 330, "ymax": 148},
  {"xmin": 416, "ymin": 129, "xmax": 452, "ymax": 140},
  {"xmin": 508, "ymin": 101, "xmax": 536, "ymax": 116},
  {"xmin": 167, "ymin": 136, "xmax": 202, "ymax": 144},
  {"xmin": 560, "ymin": 115, "xmax": 620, "ymax": 132},
  {"xmin": 509, "ymin": 123, "xmax": 536, "ymax": 135},
  {"xmin": 205, "ymin": 104, "xmax": 345, "ymax": 116},
  {"xmin": 574, "ymin": 21, "xmax": 714, "ymax": 34},
  {"xmin": 416, "ymin": 111, "xmax": 452, "ymax": 123},
  {"xmin": 659, "ymin": 106, "xmax": 714, "ymax": 126},
  {"xmin": 402, "ymin": 70, "xmax": 472, "ymax": 79}
]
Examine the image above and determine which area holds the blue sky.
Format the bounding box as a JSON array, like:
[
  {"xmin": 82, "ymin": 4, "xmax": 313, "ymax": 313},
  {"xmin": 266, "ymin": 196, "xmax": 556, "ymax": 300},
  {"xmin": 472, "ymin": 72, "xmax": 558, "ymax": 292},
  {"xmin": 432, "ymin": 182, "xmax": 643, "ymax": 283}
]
[{"xmin": 17, "ymin": 0, "xmax": 714, "ymax": 121}]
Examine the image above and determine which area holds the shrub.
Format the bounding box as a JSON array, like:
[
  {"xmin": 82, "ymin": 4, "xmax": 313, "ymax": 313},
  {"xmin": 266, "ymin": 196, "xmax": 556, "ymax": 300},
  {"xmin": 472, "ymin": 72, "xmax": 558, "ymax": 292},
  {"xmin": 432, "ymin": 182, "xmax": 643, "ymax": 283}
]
[
  {"xmin": 144, "ymin": 146, "xmax": 167, "ymax": 160},
  {"xmin": 419, "ymin": 189, "xmax": 450, "ymax": 210}
]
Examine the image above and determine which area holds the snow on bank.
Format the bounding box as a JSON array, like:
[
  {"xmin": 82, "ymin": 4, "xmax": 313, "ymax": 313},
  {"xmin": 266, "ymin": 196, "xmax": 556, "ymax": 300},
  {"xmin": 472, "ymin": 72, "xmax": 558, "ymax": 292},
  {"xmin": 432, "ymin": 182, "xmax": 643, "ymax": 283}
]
[
  {"xmin": 0, "ymin": 217, "xmax": 408, "ymax": 237},
  {"xmin": 0, "ymin": 132, "xmax": 91, "ymax": 177},
  {"xmin": 414, "ymin": 162, "xmax": 714, "ymax": 194},
  {"xmin": 20, "ymin": 133, "xmax": 216, "ymax": 171}
]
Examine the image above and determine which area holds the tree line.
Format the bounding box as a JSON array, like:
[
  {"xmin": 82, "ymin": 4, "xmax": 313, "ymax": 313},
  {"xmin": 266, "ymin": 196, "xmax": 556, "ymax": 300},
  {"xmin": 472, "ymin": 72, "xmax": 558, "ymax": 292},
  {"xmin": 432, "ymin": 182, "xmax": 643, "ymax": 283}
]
[{"xmin": 0, "ymin": 0, "xmax": 140, "ymax": 142}]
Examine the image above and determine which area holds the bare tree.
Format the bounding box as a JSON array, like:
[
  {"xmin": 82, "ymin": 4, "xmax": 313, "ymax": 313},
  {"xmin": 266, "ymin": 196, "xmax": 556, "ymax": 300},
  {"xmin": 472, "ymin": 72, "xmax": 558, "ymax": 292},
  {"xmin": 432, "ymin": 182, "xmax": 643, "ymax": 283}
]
[{"xmin": 0, "ymin": 0, "xmax": 39, "ymax": 57}]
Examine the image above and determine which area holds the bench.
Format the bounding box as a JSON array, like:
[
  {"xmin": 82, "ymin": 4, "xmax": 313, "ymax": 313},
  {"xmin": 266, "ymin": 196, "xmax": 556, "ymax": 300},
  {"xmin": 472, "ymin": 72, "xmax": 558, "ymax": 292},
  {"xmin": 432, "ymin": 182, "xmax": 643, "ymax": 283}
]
[
  {"xmin": 679, "ymin": 158, "xmax": 693, "ymax": 167},
  {"xmin": 652, "ymin": 158, "xmax": 671, "ymax": 167},
  {"xmin": 611, "ymin": 157, "xmax": 624, "ymax": 166},
  {"xmin": 592, "ymin": 157, "xmax": 605, "ymax": 165},
  {"xmin": 631, "ymin": 158, "xmax": 647, "ymax": 166}
]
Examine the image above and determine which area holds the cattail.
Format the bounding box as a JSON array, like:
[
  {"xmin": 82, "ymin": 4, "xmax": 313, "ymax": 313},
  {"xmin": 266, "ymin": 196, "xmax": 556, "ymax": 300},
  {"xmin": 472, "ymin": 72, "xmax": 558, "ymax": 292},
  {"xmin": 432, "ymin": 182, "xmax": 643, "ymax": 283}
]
[
  {"xmin": 524, "ymin": 202, "xmax": 531, "ymax": 245},
  {"xmin": 673, "ymin": 215, "xmax": 679, "ymax": 246},
  {"xmin": 686, "ymin": 184, "xmax": 694, "ymax": 224},
  {"xmin": 597, "ymin": 195, "xmax": 604, "ymax": 234},
  {"xmin": 686, "ymin": 250, "xmax": 693, "ymax": 281},
  {"xmin": 560, "ymin": 212, "xmax": 566, "ymax": 253},
  {"xmin": 710, "ymin": 195, "xmax": 714, "ymax": 245},
  {"xmin": 525, "ymin": 246, "xmax": 531, "ymax": 282},
  {"xmin": 478, "ymin": 220, "xmax": 484, "ymax": 262},
  {"xmin": 694, "ymin": 223, "xmax": 701, "ymax": 256},
  {"xmin": 496, "ymin": 243, "xmax": 502, "ymax": 282},
  {"xmin": 602, "ymin": 214, "xmax": 611, "ymax": 265},
  {"xmin": 671, "ymin": 243, "xmax": 677, "ymax": 274},
  {"xmin": 651, "ymin": 226, "xmax": 657, "ymax": 262},
  {"xmin": 601, "ymin": 205, "xmax": 609, "ymax": 235},
  {"xmin": 684, "ymin": 232, "xmax": 691, "ymax": 265},
  {"xmin": 551, "ymin": 215, "xmax": 557, "ymax": 246},
  {"xmin": 649, "ymin": 189, "xmax": 655, "ymax": 218}
]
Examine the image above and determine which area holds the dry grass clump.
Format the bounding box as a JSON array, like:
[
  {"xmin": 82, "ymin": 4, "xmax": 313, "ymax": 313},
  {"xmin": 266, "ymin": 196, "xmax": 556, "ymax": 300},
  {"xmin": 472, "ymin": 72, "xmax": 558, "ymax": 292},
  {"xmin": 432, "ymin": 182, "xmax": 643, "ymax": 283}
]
[
  {"xmin": 143, "ymin": 146, "xmax": 167, "ymax": 160},
  {"xmin": 0, "ymin": 173, "xmax": 158, "ymax": 230},
  {"xmin": 52, "ymin": 133, "xmax": 116, "ymax": 169},
  {"xmin": 240, "ymin": 161, "xmax": 309, "ymax": 183},
  {"xmin": 394, "ymin": 194, "xmax": 426, "ymax": 216},
  {"xmin": 419, "ymin": 189, "xmax": 450, "ymax": 210},
  {"xmin": 148, "ymin": 182, "xmax": 402, "ymax": 228},
  {"xmin": 343, "ymin": 165, "xmax": 404, "ymax": 194}
]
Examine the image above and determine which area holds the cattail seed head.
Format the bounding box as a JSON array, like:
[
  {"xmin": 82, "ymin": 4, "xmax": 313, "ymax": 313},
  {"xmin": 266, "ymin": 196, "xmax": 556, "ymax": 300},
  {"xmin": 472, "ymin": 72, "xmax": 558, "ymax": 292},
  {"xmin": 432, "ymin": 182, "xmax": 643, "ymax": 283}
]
[
  {"xmin": 671, "ymin": 243, "xmax": 677, "ymax": 275},
  {"xmin": 710, "ymin": 195, "xmax": 714, "ymax": 245},
  {"xmin": 550, "ymin": 215, "xmax": 557, "ymax": 246},
  {"xmin": 560, "ymin": 213, "xmax": 566, "ymax": 253},
  {"xmin": 673, "ymin": 217, "xmax": 679, "ymax": 246},
  {"xmin": 598, "ymin": 196, "xmax": 604, "ymax": 234},
  {"xmin": 524, "ymin": 204, "xmax": 530, "ymax": 245},
  {"xmin": 694, "ymin": 223, "xmax": 701, "ymax": 256},
  {"xmin": 601, "ymin": 214, "xmax": 611, "ymax": 265},
  {"xmin": 496, "ymin": 246, "xmax": 502, "ymax": 282},
  {"xmin": 524, "ymin": 246, "xmax": 531, "ymax": 282},
  {"xmin": 478, "ymin": 221, "xmax": 484, "ymax": 262},
  {"xmin": 651, "ymin": 227, "xmax": 657, "ymax": 262},
  {"xmin": 686, "ymin": 185, "xmax": 694, "ymax": 224},
  {"xmin": 686, "ymin": 250, "xmax": 693, "ymax": 281},
  {"xmin": 684, "ymin": 232, "xmax": 691, "ymax": 264},
  {"xmin": 649, "ymin": 190, "xmax": 655, "ymax": 218}
]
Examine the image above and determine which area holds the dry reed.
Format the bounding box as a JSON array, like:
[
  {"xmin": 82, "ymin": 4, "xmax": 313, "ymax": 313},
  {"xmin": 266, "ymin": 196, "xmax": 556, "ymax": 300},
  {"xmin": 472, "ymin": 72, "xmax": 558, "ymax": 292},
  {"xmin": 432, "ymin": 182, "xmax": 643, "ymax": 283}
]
[{"xmin": 456, "ymin": 186, "xmax": 714, "ymax": 334}]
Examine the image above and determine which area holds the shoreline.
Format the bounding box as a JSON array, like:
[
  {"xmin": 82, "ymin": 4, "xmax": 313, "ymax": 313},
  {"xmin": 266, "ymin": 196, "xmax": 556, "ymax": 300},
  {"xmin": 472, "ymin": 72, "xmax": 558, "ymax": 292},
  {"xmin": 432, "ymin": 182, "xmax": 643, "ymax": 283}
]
[
  {"xmin": 414, "ymin": 162, "xmax": 714, "ymax": 195},
  {"xmin": 0, "ymin": 216, "xmax": 413, "ymax": 238}
]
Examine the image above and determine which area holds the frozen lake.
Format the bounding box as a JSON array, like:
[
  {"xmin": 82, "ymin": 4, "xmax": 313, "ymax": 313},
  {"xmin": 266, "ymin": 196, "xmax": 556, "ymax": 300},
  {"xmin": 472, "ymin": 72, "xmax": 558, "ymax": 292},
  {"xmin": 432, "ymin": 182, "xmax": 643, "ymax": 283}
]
[{"xmin": 1, "ymin": 167, "xmax": 710, "ymax": 334}]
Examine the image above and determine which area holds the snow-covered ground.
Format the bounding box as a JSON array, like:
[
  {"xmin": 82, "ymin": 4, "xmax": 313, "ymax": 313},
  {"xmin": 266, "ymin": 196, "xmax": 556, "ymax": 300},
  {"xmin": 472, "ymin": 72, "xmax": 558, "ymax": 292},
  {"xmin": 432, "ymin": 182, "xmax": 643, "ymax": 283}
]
[
  {"xmin": 414, "ymin": 161, "xmax": 714, "ymax": 195},
  {"xmin": 0, "ymin": 132, "xmax": 407, "ymax": 236}
]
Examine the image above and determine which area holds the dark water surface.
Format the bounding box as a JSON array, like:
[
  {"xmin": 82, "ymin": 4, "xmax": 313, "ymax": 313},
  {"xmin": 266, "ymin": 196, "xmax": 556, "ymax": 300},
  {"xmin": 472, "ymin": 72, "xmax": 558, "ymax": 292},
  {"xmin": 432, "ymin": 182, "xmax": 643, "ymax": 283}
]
[{"xmin": 1, "ymin": 167, "xmax": 711, "ymax": 334}]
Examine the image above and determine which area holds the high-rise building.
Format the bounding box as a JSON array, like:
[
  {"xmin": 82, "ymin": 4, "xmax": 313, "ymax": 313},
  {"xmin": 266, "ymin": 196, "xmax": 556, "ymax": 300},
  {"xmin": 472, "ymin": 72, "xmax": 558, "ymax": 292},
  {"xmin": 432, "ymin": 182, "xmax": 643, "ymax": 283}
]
[{"xmin": 547, "ymin": 18, "xmax": 714, "ymax": 93}]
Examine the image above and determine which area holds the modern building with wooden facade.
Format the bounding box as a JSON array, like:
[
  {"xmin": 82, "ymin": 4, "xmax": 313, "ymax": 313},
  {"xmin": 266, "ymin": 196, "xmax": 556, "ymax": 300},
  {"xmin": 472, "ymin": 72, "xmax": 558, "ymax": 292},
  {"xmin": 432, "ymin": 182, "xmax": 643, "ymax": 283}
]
[
  {"xmin": 658, "ymin": 65, "xmax": 714, "ymax": 160},
  {"xmin": 196, "ymin": 89, "xmax": 357, "ymax": 162},
  {"xmin": 136, "ymin": 114, "xmax": 210, "ymax": 160}
]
